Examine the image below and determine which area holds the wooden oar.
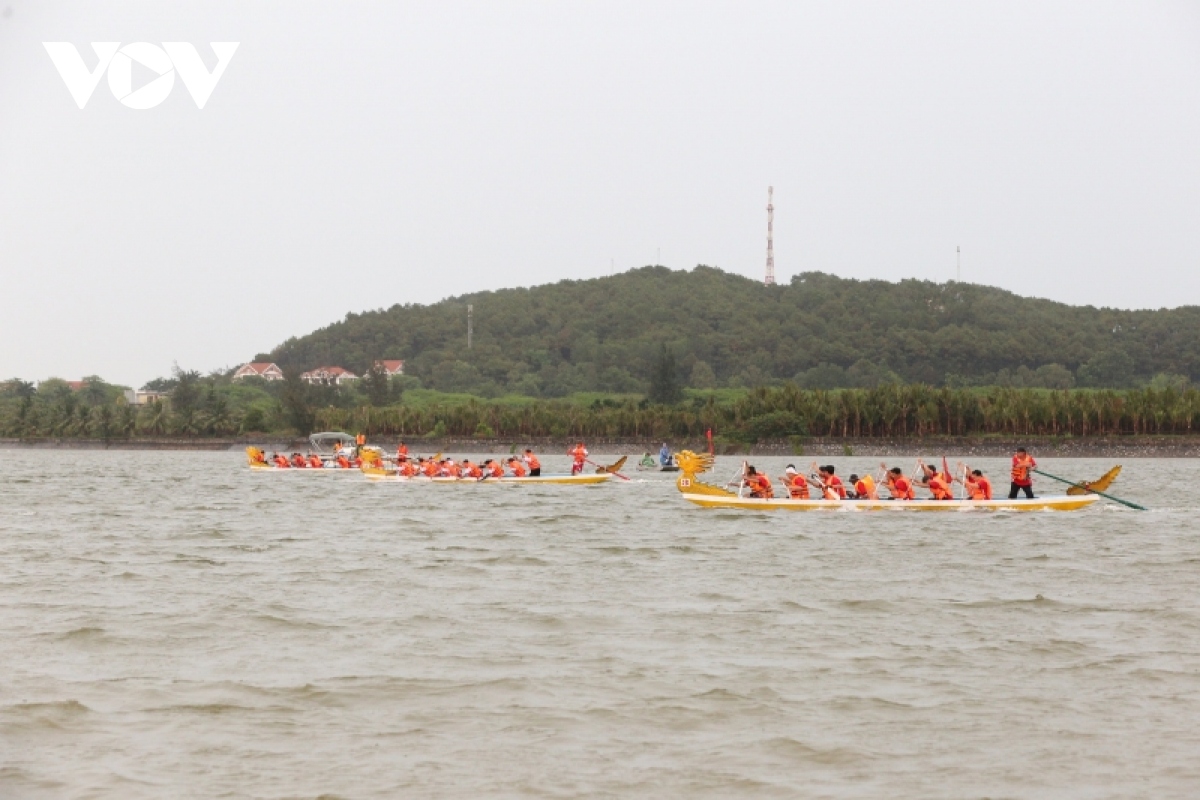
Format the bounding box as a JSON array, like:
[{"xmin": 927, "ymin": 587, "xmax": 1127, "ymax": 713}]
[
  {"xmin": 1032, "ymin": 468, "xmax": 1147, "ymax": 511},
  {"xmin": 586, "ymin": 458, "xmax": 630, "ymax": 481}
]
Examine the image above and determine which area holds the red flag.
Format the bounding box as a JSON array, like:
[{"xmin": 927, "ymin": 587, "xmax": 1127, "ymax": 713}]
[{"xmin": 707, "ymin": 428, "xmax": 714, "ymax": 456}]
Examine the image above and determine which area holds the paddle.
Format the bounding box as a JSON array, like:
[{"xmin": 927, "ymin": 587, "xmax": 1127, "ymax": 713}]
[
  {"xmin": 586, "ymin": 458, "xmax": 630, "ymax": 481},
  {"xmin": 1032, "ymin": 468, "xmax": 1147, "ymax": 511}
]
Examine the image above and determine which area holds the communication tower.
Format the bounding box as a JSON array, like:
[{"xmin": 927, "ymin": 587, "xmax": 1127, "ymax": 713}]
[{"xmin": 765, "ymin": 186, "xmax": 775, "ymax": 285}]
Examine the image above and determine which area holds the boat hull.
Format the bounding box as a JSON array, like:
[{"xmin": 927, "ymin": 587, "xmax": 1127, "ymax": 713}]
[{"xmin": 680, "ymin": 492, "xmax": 1100, "ymax": 511}]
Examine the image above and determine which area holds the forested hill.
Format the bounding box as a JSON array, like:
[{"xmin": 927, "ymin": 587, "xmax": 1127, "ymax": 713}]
[{"xmin": 264, "ymin": 266, "xmax": 1200, "ymax": 396}]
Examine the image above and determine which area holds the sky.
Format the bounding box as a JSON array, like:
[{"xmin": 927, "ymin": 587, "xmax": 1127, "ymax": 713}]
[{"xmin": 1, "ymin": 1, "xmax": 1198, "ymax": 388}]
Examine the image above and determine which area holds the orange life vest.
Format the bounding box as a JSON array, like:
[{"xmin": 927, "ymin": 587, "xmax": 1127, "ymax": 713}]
[
  {"xmin": 1011, "ymin": 455, "xmax": 1035, "ymax": 485},
  {"xmin": 398, "ymin": 461, "xmax": 418, "ymax": 476},
  {"xmin": 524, "ymin": 453, "xmax": 540, "ymax": 470},
  {"xmin": 928, "ymin": 475, "xmax": 952, "ymax": 500},
  {"xmin": 854, "ymin": 477, "xmax": 878, "ymax": 500},
  {"xmin": 509, "ymin": 461, "xmax": 528, "ymax": 477},
  {"xmin": 488, "ymin": 463, "xmax": 505, "ymax": 478},
  {"xmin": 442, "ymin": 462, "xmax": 460, "ymax": 477},
  {"xmin": 421, "ymin": 461, "xmax": 439, "ymax": 477},
  {"xmin": 889, "ymin": 476, "xmax": 915, "ymax": 500},
  {"xmin": 786, "ymin": 475, "xmax": 809, "ymax": 499},
  {"xmin": 291, "ymin": 454, "xmax": 307, "ymax": 468},
  {"xmin": 397, "ymin": 444, "xmax": 408, "ymax": 458},
  {"xmin": 308, "ymin": 455, "xmax": 322, "ymax": 468},
  {"xmin": 274, "ymin": 455, "xmax": 290, "ymax": 468},
  {"xmin": 746, "ymin": 474, "xmax": 773, "ymax": 499},
  {"xmin": 336, "ymin": 455, "xmax": 350, "ymax": 468},
  {"xmin": 967, "ymin": 476, "xmax": 993, "ymax": 500},
  {"xmin": 463, "ymin": 463, "xmax": 482, "ymax": 478},
  {"xmin": 569, "ymin": 445, "xmax": 587, "ymax": 463}
]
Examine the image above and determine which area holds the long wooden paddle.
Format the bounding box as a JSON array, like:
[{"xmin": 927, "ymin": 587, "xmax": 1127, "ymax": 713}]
[
  {"xmin": 1032, "ymin": 468, "xmax": 1147, "ymax": 511},
  {"xmin": 586, "ymin": 458, "xmax": 630, "ymax": 481}
]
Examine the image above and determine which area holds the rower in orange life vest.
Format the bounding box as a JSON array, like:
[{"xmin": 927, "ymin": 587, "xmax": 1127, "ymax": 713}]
[
  {"xmin": 461, "ymin": 459, "xmax": 483, "ymax": 479},
  {"xmin": 272, "ymin": 453, "xmax": 290, "ymax": 468},
  {"xmin": 507, "ymin": 457, "xmax": 529, "ymax": 477},
  {"xmin": 848, "ymin": 473, "xmax": 879, "ymax": 499},
  {"xmin": 742, "ymin": 465, "xmax": 773, "ymax": 498},
  {"xmin": 336, "ymin": 453, "xmax": 351, "ymax": 469},
  {"xmin": 880, "ymin": 464, "xmax": 916, "ymax": 500},
  {"xmin": 307, "ymin": 453, "xmax": 323, "ymax": 469},
  {"xmin": 568, "ymin": 442, "xmax": 589, "ymax": 475},
  {"xmin": 396, "ymin": 458, "xmax": 418, "ymax": 477},
  {"xmin": 483, "ymin": 459, "xmax": 505, "ymax": 479},
  {"xmin": 291, "ymin": 452, "xmax": 307, "ymax": 468},
  {"xmin": 440, "ymin": 458, "xmax": 461, "ymax": 478},
  {"xmin": 959, "ymin": 466, "xmax": 993, "ymax": 500},
  {"xmin": 1010, "ymin": 447, "xmax": 1037, "ymax": 499},
  {"xmin": 810, "ymin": 463, "xmax": 847, "ymax": 499},
  {"xmin": 915, "ymin": 460, "xmax": 953, "ymax": 500},
  {"xmin": 420, "ymin": 458, "xmax": 440, "ymax": 478},
  {"xmin": 522, "ymin": 449, "xmax": 541, "ymax": 477},
  {"xmin": 777, "ymin": 465, "xmax": 810, "ymax": 499}
]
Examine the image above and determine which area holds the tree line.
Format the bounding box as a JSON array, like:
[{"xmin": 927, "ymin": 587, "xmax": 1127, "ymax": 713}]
[{"xmin": 6, "ymin": 371, "xmax": 1200, "ymax": 443}]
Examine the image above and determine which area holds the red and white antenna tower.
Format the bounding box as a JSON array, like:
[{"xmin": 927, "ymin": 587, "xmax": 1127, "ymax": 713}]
[{"xmin": 764, "ymin": 186, "xmax": 775, "ymax": 285}]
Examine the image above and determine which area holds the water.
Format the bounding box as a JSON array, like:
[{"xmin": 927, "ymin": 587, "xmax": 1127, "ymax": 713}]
[{"xmin": 2, "ymin": 451, "xmax": 1198, "ymax": 798}]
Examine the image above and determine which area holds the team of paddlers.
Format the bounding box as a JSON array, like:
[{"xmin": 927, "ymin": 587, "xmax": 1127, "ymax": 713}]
[
  {"xmin": 740, "ymin": 447, "xmax": 1039, "ymax": 502},
  {"xmin": 249, "ymin": 439, "xmax": 603, "ymax": 479}
]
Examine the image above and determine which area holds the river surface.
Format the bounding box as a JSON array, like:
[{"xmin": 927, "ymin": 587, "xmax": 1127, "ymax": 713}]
[{"xmin": 2, "ymin": 451, "xmax": 1198, "ymax": 798}]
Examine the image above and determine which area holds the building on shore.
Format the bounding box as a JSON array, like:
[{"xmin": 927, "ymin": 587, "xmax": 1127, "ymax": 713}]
[
  {"xmin": 232, "ymin": 362, "xmax": 284, "ymax": 381},
  {"xmin": 301, "ymin": 366, "xmax": 358, "ymax": 385},
  {"xmin": 373, "ymin": 359, "xmax": 405, "ymax": 376}
]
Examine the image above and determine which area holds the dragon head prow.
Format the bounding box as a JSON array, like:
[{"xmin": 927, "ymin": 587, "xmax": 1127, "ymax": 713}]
[{"xmin": 675, "ymin": 450, "xmax": 715, "ymax": 477}]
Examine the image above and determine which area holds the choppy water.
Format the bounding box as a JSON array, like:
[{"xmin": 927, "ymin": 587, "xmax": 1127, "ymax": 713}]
[{"xmin": 2, "ymin": 451, "xmax": 1198, "ymax": 798}]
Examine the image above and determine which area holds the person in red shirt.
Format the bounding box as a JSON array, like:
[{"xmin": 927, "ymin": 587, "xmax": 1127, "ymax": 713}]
[
  {"xmin": 778, "ymin": 465, "xmax": 810, "ymax": 499},
  {"xmin": 568, "ymin": 442, "xmax": 589, "ymax": 475},
  {"xmin": 881, "ymin": 465, "xmax": 915, "ymax": 500},
  {"xmin": 1010, "ymin": 448, "xmax": 1037, "ymax": 499},
  {"xmin": 742, "ymin": 465, "xmax": 773, "ymax": 499},
  {"xmin": 849, "ymin": 473, "xmax": 879, "ymax": 499},
  {"xmin": 963, "ymin": 468, "xmax": 993, "ymax": 500}
]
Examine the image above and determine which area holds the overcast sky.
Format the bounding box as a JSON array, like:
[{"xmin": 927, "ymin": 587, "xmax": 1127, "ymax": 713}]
[{"xmin": 2, "ymin": 1, "xmax": 1198, "ymax": 387}]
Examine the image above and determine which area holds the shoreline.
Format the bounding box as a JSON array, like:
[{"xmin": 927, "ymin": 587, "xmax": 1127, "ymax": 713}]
[{"xmin": 3, "ymin": 435, "xmax": 1200, "ymax": 458}]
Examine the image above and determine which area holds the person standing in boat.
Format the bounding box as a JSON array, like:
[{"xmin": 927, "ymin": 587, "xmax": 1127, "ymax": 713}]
[
  {"xmin": 568, "ymin": 442, "xmax": 589, "ymax": 475},
  {"xmin": 742, "ymin": 465, "xmax": 774, "ymax": 498},
  {"xmin": 1010, "ymin": 448, "xmax": 1037, "ymax": 498},
  {"xmin": 522, "ymin": 449, "xmax": 541, "ymax": 476},
  {"xmin": 658, "ymin": 443, "xmax": 672, "ymax": 467},
  {"xmin": 396, "ymin": 441, "xmax": 409, "ymax": 462}
]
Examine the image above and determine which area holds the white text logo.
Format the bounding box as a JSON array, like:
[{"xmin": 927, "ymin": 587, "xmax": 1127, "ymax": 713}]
[{"xmin": 43, "ymin": 42, "xmax": 239, "ymax": 109}]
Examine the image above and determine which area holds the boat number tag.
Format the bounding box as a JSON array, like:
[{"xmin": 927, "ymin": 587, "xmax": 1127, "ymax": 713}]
[{"xmin": 680, "ymin": 478, "xmax": 691, "ymax": 488}]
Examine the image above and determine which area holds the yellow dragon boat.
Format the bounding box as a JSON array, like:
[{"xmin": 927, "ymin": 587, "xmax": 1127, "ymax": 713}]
[{"xmin": 672, "ymin": 451, "xmax": 1100, "ymax": 512}]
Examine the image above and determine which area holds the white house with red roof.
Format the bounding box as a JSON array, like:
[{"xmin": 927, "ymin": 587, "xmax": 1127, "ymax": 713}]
[
  {"xmin": 300, "ymin": 366, "xmax": 359, "ymax": 385},
  {"xmin": 374, "ymin": 359, "xmax": 405, "ymax": 376},
  {"xmin": 233, "ymin": 362, "xmax": 284, "ymax": 381}
]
